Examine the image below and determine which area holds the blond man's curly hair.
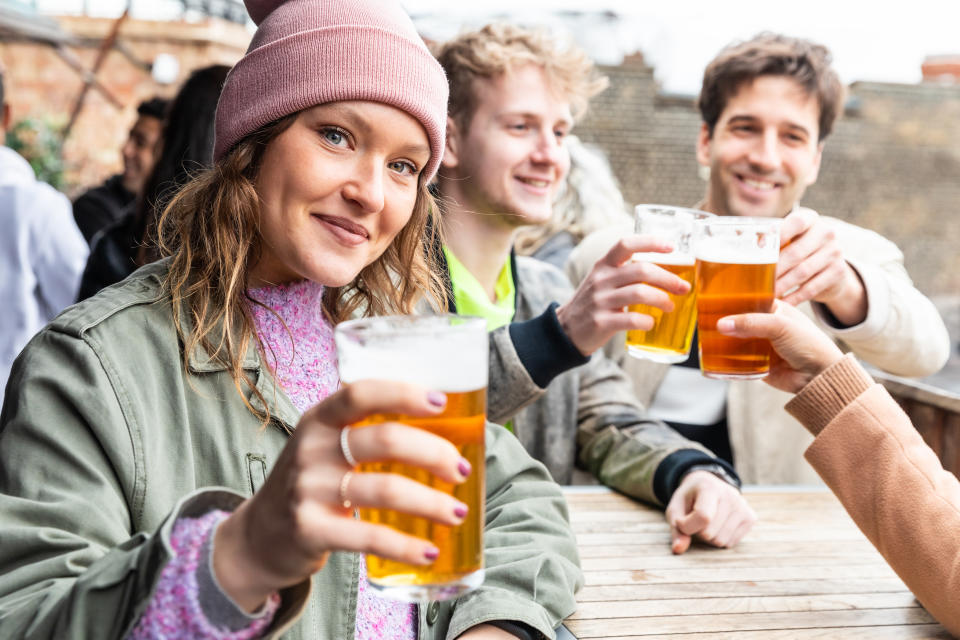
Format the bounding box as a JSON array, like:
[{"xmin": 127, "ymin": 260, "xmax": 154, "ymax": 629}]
[{"xmin": 434, "ymin": 23, "xmax": 608, "ymax": 131}]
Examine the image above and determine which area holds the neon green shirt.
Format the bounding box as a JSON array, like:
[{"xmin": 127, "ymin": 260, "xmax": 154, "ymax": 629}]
[
  {"xmin": 444, "ymin": 246, "xmax": 516, "ymax": 432},
  {"xmin": 443, "ymin": 247, "xmax": 516, "ymax": 331}
]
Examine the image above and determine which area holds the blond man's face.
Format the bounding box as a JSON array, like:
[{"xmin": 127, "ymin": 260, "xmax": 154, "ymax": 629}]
[{"xmin": 442, "ymin": 64, "xmax": 573, "ymax": 228}]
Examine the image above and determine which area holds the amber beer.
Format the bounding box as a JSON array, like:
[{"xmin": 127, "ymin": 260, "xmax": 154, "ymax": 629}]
[
  {"xmin": 626, "ymin": 205, "xmax": 713, "ymax": 363},
  {"xmin": 334, "ymin": 315, "xmax": 487, "ymax": 602},
  {"xmin": 626, "ymin": 255, "xmax": 697, "ymax": 362},
  {"xmin": 695, "ymin": 218, "xmax": 780, "ymax": 379},
  {"xmin": 354, "ymin": 387, "xmax": 485, "ymax": 595}
]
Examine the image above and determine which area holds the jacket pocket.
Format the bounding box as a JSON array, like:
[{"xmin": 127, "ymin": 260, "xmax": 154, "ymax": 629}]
[{"xmin": 246, "ymin": 453, "xmax": 268, "ymax": 494}]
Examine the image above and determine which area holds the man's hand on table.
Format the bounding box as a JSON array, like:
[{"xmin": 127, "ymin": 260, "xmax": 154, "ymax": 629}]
[{"xmin": 664, "ymin": 470, "xmax": 757, "ymax": 555}]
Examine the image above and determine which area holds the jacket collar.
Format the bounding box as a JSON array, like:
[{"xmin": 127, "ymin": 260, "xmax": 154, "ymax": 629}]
[{"xmin": 175, "ymin": 283, "xmax": 301, "ymax": 432}]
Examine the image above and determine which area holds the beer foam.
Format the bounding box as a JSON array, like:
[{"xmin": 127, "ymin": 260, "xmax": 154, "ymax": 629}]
[
  {"xmin": 336, "ymin": 320, "xmax": 488, "ymax": 391},
  {"xmin": 696, "ymin": 240, "xmax": 777, "ymax": 265},
  {"xmin": 631, "ymin": 252, "xmax": 695, "ymax": 266}
]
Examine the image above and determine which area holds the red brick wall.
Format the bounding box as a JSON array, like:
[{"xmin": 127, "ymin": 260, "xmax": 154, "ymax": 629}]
[{"xmin": 0, "ymin": 15, "xmax": 248, "ymax": 196}]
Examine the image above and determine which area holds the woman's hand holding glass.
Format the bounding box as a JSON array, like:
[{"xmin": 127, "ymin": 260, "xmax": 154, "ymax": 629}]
[
  {"xmin": 212, "ymin": 380, "xmax": 470, "ymax": 612},
  {"xmin": 716, "ymin": 300, "xmax": 844, "ymax": 394}
]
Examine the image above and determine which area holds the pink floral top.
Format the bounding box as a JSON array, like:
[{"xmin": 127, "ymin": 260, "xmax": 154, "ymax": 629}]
[
  {"xmin": 250, "ymin": 280, "xmax": 417, "ymax": 640},
  {"xmin": 128, "ymin": 280, "xmax": 416, "ymax": 639}
]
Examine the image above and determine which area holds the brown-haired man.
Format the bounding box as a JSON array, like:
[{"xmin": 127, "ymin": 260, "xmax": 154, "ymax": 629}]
[
  {"xmin": 433, "ymin": 24, "xmax": 757, "ymax": 577},
  {"xmin": 569, "ymin": 33, "xmax": 950, "ymax": 484},
  {"xmin": 72, "ymin": 97, "xmax": 168, "ymax": 244}
]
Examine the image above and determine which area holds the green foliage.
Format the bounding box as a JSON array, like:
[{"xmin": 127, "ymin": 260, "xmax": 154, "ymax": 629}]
[{"xmin": 4, "ymin": 118, "xmax": 65, "ymax": 190}]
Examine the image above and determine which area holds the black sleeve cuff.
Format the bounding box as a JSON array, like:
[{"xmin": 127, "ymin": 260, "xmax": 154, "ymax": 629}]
[
  {"xmin": 508, "ymin": 302, "xmax": 590, "ymax": 389},
  {"xmin": 488, "ymin": 619, "xmax": 542, "ymax": 640},
  {"xmin": 653, "ymin": 449, "xmax": 740, "ymax": 504}
]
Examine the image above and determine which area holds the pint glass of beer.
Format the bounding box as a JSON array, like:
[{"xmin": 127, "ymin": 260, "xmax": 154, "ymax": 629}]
[
  {"xmin": 695, "ymin": 218, "xmax": 780, "ymax": 379},
  {"xmin": 334, "ymin": 315, "xmax": 487, "ymax": 602},
  {"xmin": 626, "ymin": 205, "xmax": 713, "ymax": 363}
]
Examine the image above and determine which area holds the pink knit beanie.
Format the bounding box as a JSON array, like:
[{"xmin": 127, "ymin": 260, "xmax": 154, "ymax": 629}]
[{"xmin": 214, "ymin": 0, "xmax": 448, "ymax": 181}]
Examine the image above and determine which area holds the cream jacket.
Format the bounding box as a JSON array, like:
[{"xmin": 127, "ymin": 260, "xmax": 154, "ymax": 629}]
[{"xmin": 565, "ymin": 210, "xmax": 951, "ymax": 483}]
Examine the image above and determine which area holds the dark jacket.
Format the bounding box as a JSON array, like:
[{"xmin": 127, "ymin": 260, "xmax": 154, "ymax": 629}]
[
  {"xmin": 72, "ymin": 174, "xmax": 134, "ymax": 244},
  {"xmin": 76, "ymin": 209, "xmax": 139, "ymax": 301}
]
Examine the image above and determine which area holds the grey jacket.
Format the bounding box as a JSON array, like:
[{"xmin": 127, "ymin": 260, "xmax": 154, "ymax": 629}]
[
  {"xmin": 0, "ymin": 261, "xmax": 582, "ymax": 639},
  {"xmin": 462, "ymin": 254, "xmax": 736, "ymax": 506}
]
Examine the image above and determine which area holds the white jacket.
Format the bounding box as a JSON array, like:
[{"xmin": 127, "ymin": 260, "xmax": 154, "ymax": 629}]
[
  {"xmin": 0, "ymin": 146, "xmax": 87, "ymax": 392},
  {"xmin": 566, "ymin": 210, "xmax": 951, "ymax": 484}
]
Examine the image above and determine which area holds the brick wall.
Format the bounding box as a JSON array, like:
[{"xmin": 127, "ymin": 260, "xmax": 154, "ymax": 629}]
[
  {"xmin": 576, "ymin": 59, "xmax": 960, "ymax": 300},
  {"xmin": 0, "ymin": 15, "xmax": 248, "ymax": 196}
]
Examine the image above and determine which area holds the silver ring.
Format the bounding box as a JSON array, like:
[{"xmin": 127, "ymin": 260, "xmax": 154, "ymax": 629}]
[
  {"xmin": 339, "ymin": 470, "xmax": 354, "ymax": 510},
  {"xmin": 340, "ymin": 426, "xmax": 358, "ymax": 467}
]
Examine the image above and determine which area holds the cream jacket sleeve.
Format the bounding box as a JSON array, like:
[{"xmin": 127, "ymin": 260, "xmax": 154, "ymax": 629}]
[{"xmin": 811, "ymin": 215, "xmax": 950, "ymax": 377}]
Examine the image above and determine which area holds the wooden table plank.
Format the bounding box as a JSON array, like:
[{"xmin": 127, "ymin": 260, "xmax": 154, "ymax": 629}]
[
  {"xmin": 575, "ymin": 539, "xmax": 877, "ymax": 559},
  {"xmin": 591, "ymin": 624, "xmax": 953, "ymax": 639},
  {"xmin": 582, "ymin": 564, "xmax": 899, "ymax": 586},
  {"xmin": 566, "ymin": 608, "xmax": 936, "ymax": 637},
  {"xmin": 561, "ymin": 488, "xmax": 949, "ymax": 638},
  {"xmin": 575, "ymin": 578, "xmax": 912, "ymax": 602},
  {"xmin": 581, "ymin": 553, "xmax": 885, "ymax": 571},
  {"xmin": 568, "ymin": 592, "xmax": 920, "ymax": 619}
]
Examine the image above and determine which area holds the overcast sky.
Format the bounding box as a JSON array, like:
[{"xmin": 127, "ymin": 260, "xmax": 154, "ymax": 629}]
[
  {"xmin": 29, "ymin": 0, "xmax": 960, "ymax": 95},
  {"xmin": 403, "ymin": 0, "xmax": 960, "ymax": 94}
]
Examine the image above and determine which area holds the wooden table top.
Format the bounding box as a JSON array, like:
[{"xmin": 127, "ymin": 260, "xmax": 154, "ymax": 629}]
[{"xmin": 561, "ymin": 486, "xmax": 952, "ymax": 639}]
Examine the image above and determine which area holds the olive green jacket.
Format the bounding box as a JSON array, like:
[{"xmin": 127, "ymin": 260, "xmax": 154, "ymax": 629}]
[{"xmin": 0, "ymin": 261, "xmax": 582, "ymax": 639}]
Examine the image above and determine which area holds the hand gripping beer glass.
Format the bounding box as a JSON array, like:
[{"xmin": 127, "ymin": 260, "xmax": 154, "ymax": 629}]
[
  {"xmin": 626, "ymin": 205, "xmax": 714, "ymax": 363},
  {"xmin": 334, "ymin": 315, "xmax": 487, "ymax": 602},
  {"xmin": 694, "ymin": 217, "xmax": 780, "ymax": 379}
]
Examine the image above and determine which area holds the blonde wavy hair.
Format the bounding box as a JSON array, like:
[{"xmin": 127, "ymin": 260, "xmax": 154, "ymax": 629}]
[
  {"xmin": 434, "ymin": 22, "xmax": 608, "ymax": 131},
  {"xmin": 157, "ymin": 112, "xmax": 445, "ymax": 422}
]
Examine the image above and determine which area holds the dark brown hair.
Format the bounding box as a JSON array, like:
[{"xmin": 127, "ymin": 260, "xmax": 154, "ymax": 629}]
[
  {"xmin": 157, "ymin": 112, "xmax": 445, "ymax": 422},
  {"xmin": 698, "ymin": 33, "xmax": 845, "ymax": 141}
]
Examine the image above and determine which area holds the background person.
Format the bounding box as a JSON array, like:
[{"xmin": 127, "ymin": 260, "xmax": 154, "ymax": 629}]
[
  {"xmin": 77, "ymin": 64, "xmax": 230, "ymax": 301},
  {"xmin": 434, "ymin": 23, "xmax": 756, "ymax": 555},
  {"xmin": 568, "ymin": 33, "xmax": 951, "ymax": 484},
  {"xmin": 71, "ymin": 96, "xmax": 168, "ymax": 244},
  {"xmin": 0, "ymin": 68, "xmax": 87, "ymax": 392},
  {"xmin": 718, "ymin": 300, "xmax": 960, "ymax": 637},
  {"xmin": 0, "ymin": 2, "xmax": 580, "ymax": 638}
]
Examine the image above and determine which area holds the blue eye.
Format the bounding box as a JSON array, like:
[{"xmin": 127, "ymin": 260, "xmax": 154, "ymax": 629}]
[
  {"xmin": 389, "ymin": 160, "xmax": 419, "ymax": 176},
  {"xmin": 321, "ymin": 127, "xmax": 348, "ymax": 146}
]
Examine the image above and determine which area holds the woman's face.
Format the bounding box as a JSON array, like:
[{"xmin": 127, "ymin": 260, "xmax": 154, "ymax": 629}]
[{"xmin": 250, "ymin": 101, "xmax": 430, "ymax": 287}]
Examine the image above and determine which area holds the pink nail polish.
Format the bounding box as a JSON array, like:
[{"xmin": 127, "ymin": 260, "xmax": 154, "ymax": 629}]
[
  {"xmin": 454, "ymin": 504, "xmax": 468, "ymax": 518},
  {"xmin": 457, "ymin": 458, "xmax": 472, "ymax": 478},
  {"xmin": 424, "ymin": 547, "xmax": 439, "ymax": 560},
  {"xmin": 427, "ymin": 391, "xmax": 447, "ymax": 407}
]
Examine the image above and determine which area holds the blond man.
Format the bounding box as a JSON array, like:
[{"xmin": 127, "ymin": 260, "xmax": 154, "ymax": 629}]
[{"xmin": 433, "ymin": 25, "xmax": 757, "ymax": 568}]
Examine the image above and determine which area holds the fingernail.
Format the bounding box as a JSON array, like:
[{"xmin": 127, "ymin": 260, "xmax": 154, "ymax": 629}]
[
  {"xmin": 457, "ymin": 458, "xmax": 472, "ymax": 478},
  {"xmin": 716, "ymin": 318, "xmax": 734, "ymax": 332},
  {"xmin": 427, "ymin": 391, "xmax": 447, "ymax": 407},
  {"xmin": 453, "ymin": 503, "xmax": 468, "ymax": 519},
  {"xmin": 424, "ymin": 547, "xmax": 439, "ymax": 560}
]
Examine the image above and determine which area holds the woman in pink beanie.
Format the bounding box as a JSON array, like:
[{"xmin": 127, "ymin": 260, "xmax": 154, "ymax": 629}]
[{"xmin": 0, "ymin": 1, "xmax": 580, "ymax": 639}]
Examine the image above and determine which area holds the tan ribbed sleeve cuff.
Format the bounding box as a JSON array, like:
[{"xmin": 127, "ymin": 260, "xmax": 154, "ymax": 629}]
[{"xmin": 785, "ymin": 354, "xmax": 875, "ymax": 436}]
